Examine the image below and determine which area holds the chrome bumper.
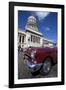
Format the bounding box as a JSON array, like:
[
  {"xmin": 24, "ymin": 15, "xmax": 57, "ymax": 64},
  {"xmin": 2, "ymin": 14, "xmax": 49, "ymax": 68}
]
[{"xmin": 26, "ymin": 60, "xmax": 42, "ymax": 72}]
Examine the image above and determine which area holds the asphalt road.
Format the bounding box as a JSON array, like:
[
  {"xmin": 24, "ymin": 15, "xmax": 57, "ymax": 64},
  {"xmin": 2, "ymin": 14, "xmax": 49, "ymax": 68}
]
[{"xmin": 18, "ymin": 52, "xmax": 57, "ymax": 79}]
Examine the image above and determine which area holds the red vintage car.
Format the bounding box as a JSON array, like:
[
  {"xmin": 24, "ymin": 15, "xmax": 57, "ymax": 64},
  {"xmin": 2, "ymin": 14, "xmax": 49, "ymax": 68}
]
[{"xmin": 24, "ymin": 46, "xmax": 57, "ymax": 75}]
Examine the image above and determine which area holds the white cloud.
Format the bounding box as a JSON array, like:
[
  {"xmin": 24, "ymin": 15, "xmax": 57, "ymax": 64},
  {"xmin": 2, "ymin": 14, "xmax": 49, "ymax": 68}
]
[
  {"xmin": 35, "ymin": 12, "xmax": 50, "ymax": 21},
  {"xmin": 45, "ymin": 27, "xmax": 50, "ymax": 31}
]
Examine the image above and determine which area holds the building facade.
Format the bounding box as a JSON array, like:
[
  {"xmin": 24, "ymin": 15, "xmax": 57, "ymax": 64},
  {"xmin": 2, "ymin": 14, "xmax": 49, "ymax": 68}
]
[{"xmin": 18, "ymin": 16, "xmax": 55, "ymax": 49}]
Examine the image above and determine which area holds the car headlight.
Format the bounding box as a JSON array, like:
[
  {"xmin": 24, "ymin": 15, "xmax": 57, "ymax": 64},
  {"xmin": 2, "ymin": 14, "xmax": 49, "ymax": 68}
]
[{"xmin": 31, "ymin": 50, "xmax": 36, "ymax": 59}]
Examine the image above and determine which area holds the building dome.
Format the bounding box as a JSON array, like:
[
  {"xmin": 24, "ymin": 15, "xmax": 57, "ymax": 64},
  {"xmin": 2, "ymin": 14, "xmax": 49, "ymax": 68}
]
[
  {"xmin": 25, "ymin": 16, "xmax": 38, "ymax": 31},
  {"xmin": 27, "ymin": 16, "xmax": 36, "ymax": 25},
  {"xmin": 28, "ymin": 16, "xmax": 36, "ymax": 20}
]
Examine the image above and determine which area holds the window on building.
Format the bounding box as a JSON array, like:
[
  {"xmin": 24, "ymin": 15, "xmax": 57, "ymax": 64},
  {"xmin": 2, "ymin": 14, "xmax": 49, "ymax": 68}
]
[
  {"xmin": 31, "ymin": 35, "xmax": 40, "ymax": 43},
  {"xmin": 31, "ymin": 35, "xmax": 32, "ymax": 42},
  {"xmin": 19, "ymin": 35, "xmax": 21, "ymax": 43},
  {"xmin": 32, "ymin": 35, "xmax": 34, "ymax": 42},
  {"xmin": 22, "ymin": 36, "xmax": 24, "ymax": 43},
  {"xmin": 37, "ymin": 37, "xmax": 40, "ymax": 43}
]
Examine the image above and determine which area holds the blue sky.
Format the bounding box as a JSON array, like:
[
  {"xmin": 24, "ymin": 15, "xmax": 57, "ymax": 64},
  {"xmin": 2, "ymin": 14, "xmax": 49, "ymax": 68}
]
[{"xmin": 18, "ymin": 11, "xmax": 57, "ymax": 43}]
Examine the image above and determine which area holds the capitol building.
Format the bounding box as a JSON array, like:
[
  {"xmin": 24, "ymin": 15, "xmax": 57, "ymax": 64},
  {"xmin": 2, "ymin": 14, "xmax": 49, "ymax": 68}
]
[{"xmin": 18, "ymin": 16, "xmax": 55, "ymax": 49}]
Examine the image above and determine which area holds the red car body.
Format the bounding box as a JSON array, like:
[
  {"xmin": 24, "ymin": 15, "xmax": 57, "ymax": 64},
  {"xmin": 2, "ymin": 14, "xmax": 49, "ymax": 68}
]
[{"xmin": 24, "ymin": 47, "xmax": 57, "ymax": 74}]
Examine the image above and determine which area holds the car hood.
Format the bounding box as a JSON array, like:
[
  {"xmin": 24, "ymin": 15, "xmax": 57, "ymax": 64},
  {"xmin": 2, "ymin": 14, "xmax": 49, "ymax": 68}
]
[{"xmin": 24, "ymin": 47, "xmax": 54, "ymax": 55}]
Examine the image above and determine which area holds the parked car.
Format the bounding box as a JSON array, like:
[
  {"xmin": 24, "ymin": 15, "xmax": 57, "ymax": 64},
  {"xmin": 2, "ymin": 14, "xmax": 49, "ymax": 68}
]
[{"xmin": 24, "ymin": 46, "xmax": 57, "ymax": 75}]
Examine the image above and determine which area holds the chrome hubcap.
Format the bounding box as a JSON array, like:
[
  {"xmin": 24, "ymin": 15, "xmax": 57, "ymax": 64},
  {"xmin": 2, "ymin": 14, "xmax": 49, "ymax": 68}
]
[{"xmin": 43, "ymin": 60, "xmax": 51, "ymax": 73}]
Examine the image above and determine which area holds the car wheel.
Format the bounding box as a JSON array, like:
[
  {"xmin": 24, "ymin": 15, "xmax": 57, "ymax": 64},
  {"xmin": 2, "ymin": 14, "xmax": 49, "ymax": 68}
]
[{"xmin": 40, "ymin": 58, "xmax": 52, "ymax": 75}]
